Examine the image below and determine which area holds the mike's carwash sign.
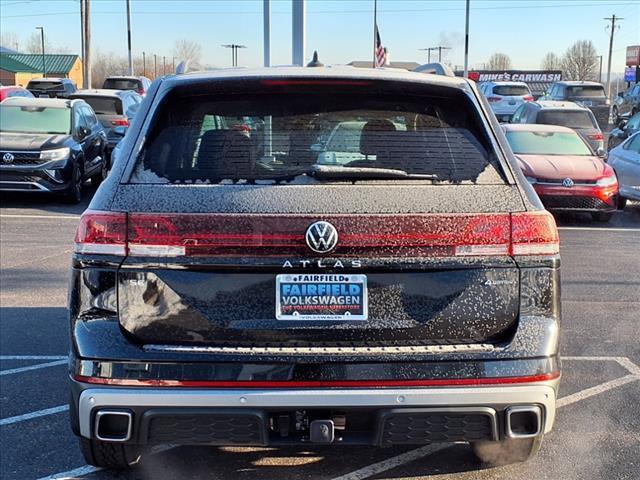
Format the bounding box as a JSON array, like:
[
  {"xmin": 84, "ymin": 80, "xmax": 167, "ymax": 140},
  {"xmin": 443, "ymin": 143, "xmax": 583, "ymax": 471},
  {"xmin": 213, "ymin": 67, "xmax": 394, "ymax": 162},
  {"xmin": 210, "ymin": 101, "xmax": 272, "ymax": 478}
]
[{"xmin": 465, "ymin": 70, "xmax": 562, "ymax": 83}]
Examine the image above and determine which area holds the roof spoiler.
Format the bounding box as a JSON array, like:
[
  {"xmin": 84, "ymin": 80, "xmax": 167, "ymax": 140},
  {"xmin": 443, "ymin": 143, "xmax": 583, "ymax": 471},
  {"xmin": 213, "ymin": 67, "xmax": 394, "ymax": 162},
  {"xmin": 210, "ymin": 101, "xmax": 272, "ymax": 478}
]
[{"xmin": 413, "ymin": 62, "xmax": 455, "ymax": 77}]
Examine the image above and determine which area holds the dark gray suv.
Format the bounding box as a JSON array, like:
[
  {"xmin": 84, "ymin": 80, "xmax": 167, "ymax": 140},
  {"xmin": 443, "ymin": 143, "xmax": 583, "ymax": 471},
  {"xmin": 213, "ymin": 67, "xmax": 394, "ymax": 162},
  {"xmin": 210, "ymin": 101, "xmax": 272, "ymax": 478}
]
[
  {"xmin": 68, "ymin": 67, "xmax": 561, "ymax": 470},
  {"xmin": 541, "ymin": 81, "xmax": 610, "ymax": 127}
]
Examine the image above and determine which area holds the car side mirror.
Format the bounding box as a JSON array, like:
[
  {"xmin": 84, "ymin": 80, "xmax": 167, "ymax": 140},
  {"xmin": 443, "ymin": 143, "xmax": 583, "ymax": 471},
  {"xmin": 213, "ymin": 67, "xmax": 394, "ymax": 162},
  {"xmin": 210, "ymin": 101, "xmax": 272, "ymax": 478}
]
[
  {"xmin": 618, "ymin": 92, "xmax": 624, "ymax": 98},
  {"xmin": 596, "ymin": 147, "xmax": 606, "ymax": 158},
  {"xmin": 112, "ymin": 126, "xmax": 128, "ymax": 137},
  {"xmin": 617, "ymin": 119, "xmax": 628, "ymax": 129},
  {"xmin": 76, "ymin": 126, "xmax": 89, "ymax": 140}
]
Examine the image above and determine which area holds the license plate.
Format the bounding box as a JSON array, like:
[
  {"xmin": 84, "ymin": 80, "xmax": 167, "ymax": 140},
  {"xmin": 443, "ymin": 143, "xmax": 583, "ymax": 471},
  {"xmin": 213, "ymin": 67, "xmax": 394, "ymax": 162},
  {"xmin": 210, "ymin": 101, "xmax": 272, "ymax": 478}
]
[
  {"xmin": 276, "ymin": 274, "xmax": 368, "ymax": 321},
  {"xmin": 580, "ymin": 100, "xmax": 593, "ymax": 106},
  {"xmin": 39, "ymin": 94, "xmax": 49, "ymax": 98}
]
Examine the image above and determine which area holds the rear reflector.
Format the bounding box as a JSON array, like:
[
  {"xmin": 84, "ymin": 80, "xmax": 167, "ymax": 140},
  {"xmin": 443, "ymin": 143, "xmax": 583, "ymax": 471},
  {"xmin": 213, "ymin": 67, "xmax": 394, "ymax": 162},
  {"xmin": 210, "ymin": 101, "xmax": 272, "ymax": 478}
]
[
  {"xmin": 74, "ymin": 371, "xmax": 560, "ymax": 388},
  {"xmin": 74, "ymin": 211, "xmax": 559, "ymax": 258}
]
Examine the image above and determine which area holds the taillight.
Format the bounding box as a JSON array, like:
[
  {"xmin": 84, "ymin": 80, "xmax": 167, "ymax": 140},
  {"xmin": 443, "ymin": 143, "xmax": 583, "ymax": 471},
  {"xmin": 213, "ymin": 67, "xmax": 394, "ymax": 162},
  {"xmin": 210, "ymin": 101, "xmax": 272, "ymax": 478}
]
[
  {"xmin": 111, "ymin": 118, "xmax": 129, "ymax": 126},
  {"xmin": 487, "ymin": 96, "xmax": 502, "ymax": 102},
  {"xmin": 510, "ymin": 211, "xmax": 559, "ymax": 256},
  {"xmin": 136, "ymin": 88, "xmax": 144, "ymax": 95},
  {"xmin": 73, "ymin": 212, "xmax": 560, "ymax": 258},
  {"xmin": 74, "ymin": 210, "xmax": 127, "ymax": 255},
  {"xmin": 523, "ymin": 95, "xmax": 534, "ymax": 102},
  {"xmin": 588, "ymin": 133, "xmax": 604, "ymax": 141}
]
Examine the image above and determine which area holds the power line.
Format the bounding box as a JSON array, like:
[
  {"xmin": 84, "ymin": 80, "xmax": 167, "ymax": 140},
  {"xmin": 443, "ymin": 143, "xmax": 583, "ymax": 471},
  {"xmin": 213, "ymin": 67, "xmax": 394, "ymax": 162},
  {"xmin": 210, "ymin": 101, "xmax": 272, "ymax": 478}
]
[{"xmin": 2, "ymin": 2, "xmax": 638, "ymax": 18}]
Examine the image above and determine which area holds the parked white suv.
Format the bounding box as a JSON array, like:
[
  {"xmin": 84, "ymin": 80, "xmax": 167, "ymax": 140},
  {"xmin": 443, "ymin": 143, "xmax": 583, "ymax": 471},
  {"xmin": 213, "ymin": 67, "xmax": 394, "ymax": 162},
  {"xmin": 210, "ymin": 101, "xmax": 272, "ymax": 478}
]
[{"xmin": 480, "ymin": 81, "xmax": 533, "ymax": 122}]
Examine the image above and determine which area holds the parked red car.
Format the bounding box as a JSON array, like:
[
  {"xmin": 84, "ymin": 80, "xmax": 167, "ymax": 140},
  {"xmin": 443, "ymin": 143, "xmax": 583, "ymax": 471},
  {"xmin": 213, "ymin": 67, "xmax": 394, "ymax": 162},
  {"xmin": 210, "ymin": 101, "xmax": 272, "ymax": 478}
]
[
  {"xmin": 503, "ymin": 123, "xmax": 618, "ymax": 222},
  {"xmin": 0, "ymin": 85, "xmax": 34, "ymax": 102}
]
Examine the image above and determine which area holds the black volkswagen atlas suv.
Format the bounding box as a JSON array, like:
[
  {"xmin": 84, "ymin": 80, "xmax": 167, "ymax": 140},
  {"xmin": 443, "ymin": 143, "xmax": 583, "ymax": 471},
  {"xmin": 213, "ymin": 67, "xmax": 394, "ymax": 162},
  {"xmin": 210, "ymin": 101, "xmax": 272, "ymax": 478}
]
[{"xmin": 68, "ymin": 67, "xmax": 561, "ymax": 469}]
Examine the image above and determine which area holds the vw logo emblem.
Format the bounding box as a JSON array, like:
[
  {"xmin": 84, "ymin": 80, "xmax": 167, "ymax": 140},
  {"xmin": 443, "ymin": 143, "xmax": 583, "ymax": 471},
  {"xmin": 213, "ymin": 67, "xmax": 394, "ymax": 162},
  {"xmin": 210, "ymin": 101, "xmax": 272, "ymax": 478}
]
[
  {"xmin": 562, "ymin": 178, "xmax": 574, "ymax": 188},
  {"xmin": 305, "ymin": 221, "xmax": 339, "ymax": 253},
  {"xmin": 2, "ymin": 153, "xmax": 14, "ymax": 164}
]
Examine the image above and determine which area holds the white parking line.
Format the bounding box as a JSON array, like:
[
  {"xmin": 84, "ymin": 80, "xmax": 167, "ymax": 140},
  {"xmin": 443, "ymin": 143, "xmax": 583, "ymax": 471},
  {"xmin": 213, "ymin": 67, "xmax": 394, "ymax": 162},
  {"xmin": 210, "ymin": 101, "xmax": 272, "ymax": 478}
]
[
  {"xmin": 0, "ymin": 405, "xmax": 68, "ymax": 426},
  {"xmin": 557, "ymin": 374, "xmax": 640, "ymax": 408},
  {"xmin": 0, "ymin": 359, "xmax": 67, "ymax": 376},
  {"xmin": 331, "ymin": 444, "xmax": 450, "ymax": 480},
  {"xmin": 0, "ymin": 214, "xmax": 81, "ymax": 220},
  {"xmin": 558, "ymin": 226, "xmax": 640, "ymax": 232},
  {"xmin": 562, "ymin": 355, "xmax": 640, "ymax": 376},
  {"xmin": 35, "ymin": 444, "xmax": 174, "ymax": 480},
  {"xmin": 36, "ymin": 465, "xmax": 100, "ymax": 480},
  {"xmin": 0, "ymin": 355, "xmax": 66, "ymax": 360}
]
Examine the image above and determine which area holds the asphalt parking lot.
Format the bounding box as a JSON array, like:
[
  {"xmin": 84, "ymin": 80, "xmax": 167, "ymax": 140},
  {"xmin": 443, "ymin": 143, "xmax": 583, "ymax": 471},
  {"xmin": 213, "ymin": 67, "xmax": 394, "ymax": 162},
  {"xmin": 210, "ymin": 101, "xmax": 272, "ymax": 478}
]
[{"xmin": 1, "ymin": 189, "xmax": 639, "ymax": 480}]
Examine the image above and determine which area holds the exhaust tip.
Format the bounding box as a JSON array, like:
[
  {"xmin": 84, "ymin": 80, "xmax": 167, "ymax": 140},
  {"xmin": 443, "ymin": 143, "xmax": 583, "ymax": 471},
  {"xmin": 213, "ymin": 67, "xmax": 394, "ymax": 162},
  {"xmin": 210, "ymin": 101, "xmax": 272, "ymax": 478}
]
[
  {"xmin": 94, "ymin": 410, "xmax": 133, "ymax": 442},
  {"xmin": 505, "ymin": 405, "xmax": 542, "ymax": 438}
]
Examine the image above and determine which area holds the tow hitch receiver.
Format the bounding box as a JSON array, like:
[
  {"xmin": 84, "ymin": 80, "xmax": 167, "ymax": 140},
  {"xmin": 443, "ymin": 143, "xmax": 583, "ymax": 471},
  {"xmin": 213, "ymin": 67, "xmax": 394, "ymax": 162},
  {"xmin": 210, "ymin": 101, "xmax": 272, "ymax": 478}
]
[{"xmin": 310, "ymin": 420, "xmax": 335, "ymax": 443}]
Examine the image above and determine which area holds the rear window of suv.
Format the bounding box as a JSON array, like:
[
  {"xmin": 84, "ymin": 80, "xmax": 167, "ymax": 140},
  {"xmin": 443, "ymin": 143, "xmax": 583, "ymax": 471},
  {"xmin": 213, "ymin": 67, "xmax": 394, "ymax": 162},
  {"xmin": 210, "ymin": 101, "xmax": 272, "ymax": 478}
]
[
  {"xmin": 74, "ymin": 96, "xmax": 122, "ymax": 115},
  {"xmin": 27, "ymin": 81, "xmax": 64, "ymax": 91},
  {"xmin": 493, "ymin": 85, "xmax": 530, "ymax": 96},
  {"xmin": 103, "ymin": 78, "xmax": 141, "ymax": 90},
  {"xmin": 538, "ymin": 110, "xmax": 597, "ymax": 129},
  {"xmin": 566, "ymin": 85, "xmax": 605, "ymax": 98},
  {"xmin": 131, "ymin": 83, "xmax": 505, "ymax": 185}
]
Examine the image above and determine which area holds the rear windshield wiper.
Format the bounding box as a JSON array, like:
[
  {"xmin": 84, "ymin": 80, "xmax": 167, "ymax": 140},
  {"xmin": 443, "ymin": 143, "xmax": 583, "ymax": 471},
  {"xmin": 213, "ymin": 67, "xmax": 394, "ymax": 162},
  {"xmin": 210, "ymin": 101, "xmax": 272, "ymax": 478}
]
[{"xmin": 310, "ymin": 164, "xmax": 438, "ymax": 180}]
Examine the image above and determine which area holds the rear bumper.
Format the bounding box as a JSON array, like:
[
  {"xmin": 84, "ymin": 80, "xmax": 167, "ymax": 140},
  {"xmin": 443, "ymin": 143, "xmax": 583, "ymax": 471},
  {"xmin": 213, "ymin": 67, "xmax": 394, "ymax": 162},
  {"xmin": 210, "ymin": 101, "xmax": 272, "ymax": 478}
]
[{"xmin": 73, "ymin": 379, "xmax": 558, "ymax": 446}]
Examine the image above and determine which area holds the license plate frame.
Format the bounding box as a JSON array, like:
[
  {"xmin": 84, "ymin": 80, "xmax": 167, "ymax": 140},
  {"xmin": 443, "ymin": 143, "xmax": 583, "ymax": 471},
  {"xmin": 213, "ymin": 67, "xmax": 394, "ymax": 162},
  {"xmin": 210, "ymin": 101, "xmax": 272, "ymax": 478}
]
[{"xmin": 275, "ymin": 273, "xmax": 368, "ymax": 321}]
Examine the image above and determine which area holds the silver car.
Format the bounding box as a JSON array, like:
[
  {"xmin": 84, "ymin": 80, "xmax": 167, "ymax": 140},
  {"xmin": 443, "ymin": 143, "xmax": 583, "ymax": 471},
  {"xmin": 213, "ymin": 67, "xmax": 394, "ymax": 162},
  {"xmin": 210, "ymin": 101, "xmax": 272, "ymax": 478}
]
[{"xmin": 608, "ymin": 131, "xmax": 640, "ymax": 209}]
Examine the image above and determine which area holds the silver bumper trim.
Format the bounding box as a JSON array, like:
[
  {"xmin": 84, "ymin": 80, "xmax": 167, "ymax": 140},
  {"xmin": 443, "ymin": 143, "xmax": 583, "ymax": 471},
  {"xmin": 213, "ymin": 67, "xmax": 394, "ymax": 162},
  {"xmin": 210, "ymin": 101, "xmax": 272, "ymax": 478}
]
[
  {"xmin": 0, "ymin": 181, "xmax": 50, "ymax": 192},
  {"xmin": 78, "ymin": 383, "xmax": 558, "ymax": 439}
]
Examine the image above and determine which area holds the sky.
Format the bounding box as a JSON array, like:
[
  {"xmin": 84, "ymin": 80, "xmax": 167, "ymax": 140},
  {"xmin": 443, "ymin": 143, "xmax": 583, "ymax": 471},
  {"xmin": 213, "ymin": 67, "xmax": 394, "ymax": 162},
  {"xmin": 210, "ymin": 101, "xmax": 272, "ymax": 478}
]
[{"xmin": 1, "ymin": 0, "xmax": 639, "ymax": 71}]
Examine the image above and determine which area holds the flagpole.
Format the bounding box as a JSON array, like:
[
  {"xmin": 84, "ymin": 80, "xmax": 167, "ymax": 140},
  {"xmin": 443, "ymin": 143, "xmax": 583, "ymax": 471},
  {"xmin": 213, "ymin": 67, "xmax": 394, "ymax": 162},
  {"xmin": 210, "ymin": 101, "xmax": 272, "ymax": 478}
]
[{"xmin": 372, "ymin": 0, "xmax": 377, "ymax": 68}]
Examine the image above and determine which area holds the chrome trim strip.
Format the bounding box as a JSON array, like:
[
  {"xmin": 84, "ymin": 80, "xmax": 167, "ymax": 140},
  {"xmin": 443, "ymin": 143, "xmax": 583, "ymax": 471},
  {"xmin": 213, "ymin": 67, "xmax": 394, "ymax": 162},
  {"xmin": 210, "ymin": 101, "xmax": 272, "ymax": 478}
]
[
  {"xmin": 143, "ymin": 343, "xmax": 496, "ymax": 356},
  {"xmin": 78, "ymin": 384, "xmax": 557, "ymax": 439},
  {"xmin": 0, "ymin": 181, "xmax": 50, "ymax": 192},
  {"xmin": 0, "ymin": 150, "xmax": 41, "ymax": 154}
]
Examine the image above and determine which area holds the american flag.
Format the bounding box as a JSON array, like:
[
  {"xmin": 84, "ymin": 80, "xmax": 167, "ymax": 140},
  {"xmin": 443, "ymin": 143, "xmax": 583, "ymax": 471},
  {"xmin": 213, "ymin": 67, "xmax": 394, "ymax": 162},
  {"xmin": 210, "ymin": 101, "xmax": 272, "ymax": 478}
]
[{"xmin": 374, "ymin": 25, "xmax": 387, "ymax": 68}]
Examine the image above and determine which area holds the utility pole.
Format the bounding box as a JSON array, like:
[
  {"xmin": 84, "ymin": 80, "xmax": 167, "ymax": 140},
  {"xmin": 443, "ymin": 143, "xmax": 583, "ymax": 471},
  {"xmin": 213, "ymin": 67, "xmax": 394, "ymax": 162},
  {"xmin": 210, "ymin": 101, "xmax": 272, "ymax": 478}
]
[
  {"xmin": 463, "ymin": 0, "xmax": 470, "ymax": 78},
  {"xmin": 126, "ymin": 0, "xmax": 133, "ymax": 75},
  {"xmin": 172, "ymin": 56, "xmax": 175, "ymax": 72},
  {"xmin": 84, "ymin": 0, "xmax": 92, "ymax": 88},
  {"xmin": 154, "ymin": 54, "xmax": 157, "ymax": 77},
  {"xmin": 222, "ymin": 44, "xmax": 247, "ymax": 67},
  {"xmin": 597, "ymin": 55, "xmax": 603, "ymax": 83},
  {"xmin": 142, "ymin": 51, "xmax": 146, "ymax": 76},
  {"xmin": 604, "ymin": 14, "xmax": 623, "ymax": 103},
  {"xmin": 163, "ymin": 56, "xmax": 166, "ymax": 75},
  {"xmin": 418, "ymin": 47, "xmax": 438, "ymax": 63},
  {"xmin": 36, "ymin": 27, "xmax": 45, "ymax": 77},
  {"xmin": 80, "ymin": 0, "xmax": 85, "ymax": 85},
  {"xmin": 292, "ymin": 0, "xmax": 306, "ymax": 66},
  {"xmin": 263, "ymin": 0, "xmax": 271, "ymax": 67}
]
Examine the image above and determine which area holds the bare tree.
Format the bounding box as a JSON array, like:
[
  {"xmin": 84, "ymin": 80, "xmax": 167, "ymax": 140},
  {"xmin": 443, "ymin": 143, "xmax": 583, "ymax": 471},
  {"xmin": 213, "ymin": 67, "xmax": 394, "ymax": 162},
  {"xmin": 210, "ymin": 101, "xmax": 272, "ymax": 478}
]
[
  {"xmin": 91, "ymin": 50, "xmax": 129, "ymax": 87},
  {"xmin": 0, "ymin": 31, "xmax": 21, "ymax": 51},
  {"xmin": 541, "ymin": 52, "xmax": 562, "ymax": 70},
  {"xmin": 487, "ymin": 53, "xmax": 512, "ymax": 70},
  {"xmin": 172, "ymin": 39, "xmax": 202, "ymax": 70},
  {"xmin": 23, "ymin": 32, "xmax": 69, "ymax": 54},
  {"xmin": 561, "ymin": 40, "xmax": 598, "ymax": 81}
]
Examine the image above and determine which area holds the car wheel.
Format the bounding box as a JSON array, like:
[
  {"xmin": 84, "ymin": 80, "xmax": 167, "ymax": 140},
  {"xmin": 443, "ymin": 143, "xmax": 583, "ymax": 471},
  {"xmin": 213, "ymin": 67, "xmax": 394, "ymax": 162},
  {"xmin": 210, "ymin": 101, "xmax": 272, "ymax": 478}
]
[
  {"xmin": 591, "ymin": 211, "xmax": 613, "ymax": 222},
  {"xmin": 64, "ymin": 163, "xmax": 83, "ymax": 204},
  {"xmin": 471, "ymin": 436, "xmax": 543, "ymax": 466},
  {"xmin": 79, "ymin": 438, "xmax": 143, "ymax": 469},
  {"xmin": 91, "ymin": 154, "xmax": 109, "ymax": 186},
  {"xmin": 617, "ymin": 196, "xmax": 627, "ymax": 210}
]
